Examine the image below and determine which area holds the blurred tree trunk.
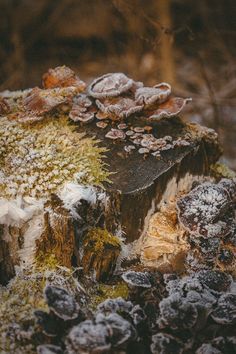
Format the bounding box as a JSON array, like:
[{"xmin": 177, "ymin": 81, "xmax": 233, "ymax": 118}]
[{"xmin": 156, "ymin": 0, "xmax": 175, "ymax": 85}]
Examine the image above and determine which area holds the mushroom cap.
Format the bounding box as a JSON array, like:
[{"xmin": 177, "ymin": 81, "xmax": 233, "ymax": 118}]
[
  {"xmin": 69, "ymin": 94, "xmax": 96, "ymax": 123},
  {"xmin": 97, "ymin": 297, "xmax": 133, "ymax": 315},
  {"xmin": 177, "ymin": 182, "xmax": 232, "ymax": 235},
  {"xmin": 135, "ymin": 82, "xmax": 171, "ymax": 107},
  {"xmin": 96, "ymin": 96, "xmax": 143, "ymax": 120},
  {"xmin": 121, "ymin": 270, "xmax": 152, "ymax": 288},
  {"xmin": 88, "ymin": 72, "xmax": 134, "ymax": 98},
  {"xmin": 158, "ymin": 293, "xmax": 198, "ymax": 330},
  {"xmin": 96, "ymin": 121, "xmax": 108, "ymax": 129},
  {"xmin": 105, "ymin": 128, "xmax": 125, "ymax": 140},
  {"xmin": 44, "ymin": 285, "xmax": 78, "ymax": 320},
  {"xmin": 146, "ymin": 97, "xmax": 191, "ymax": 120},
  {"xmin": 42, "ymin": 65, "xmax": 86, "ymax": 91},
  {"xmin": 66, "ymin": 319, "xmax": 111, "ymax": 353},
  {"xmin": 197, "ymin": 270, "xmax": 232, "ymax": 293},
  {"xmin": 211, "ymin": 293, "xmax": 236, "ymax": 324}
]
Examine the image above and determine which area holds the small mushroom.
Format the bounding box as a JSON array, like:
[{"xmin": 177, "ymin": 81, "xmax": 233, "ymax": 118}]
[
  {"xmin": 211, "ymin": 293, "xmax": 236, "ymax": 324},
  {"xmin": 105, "ymin": 129, "xmax": 125, "ymax": 140},
  {"xmin": 177, "ymin": 182, "xmax": 231, "ymax": 235},
  {"xmin": 144, "ymin": 125, "xmax": 153, "ymax": 132},
  {"xmin": 42, "ymin": 65, "xmax": 86, "ymax": 91},
  {"xmin": 126, "ymin": 130, "xmax": 134, "ymax": 136},
  {"xmin": 147, "ymin": 97, "xmax": 191, "ymax": 120},
  {"xmin": 44, "ymin": 285, "xmax": 78, "ymax": 321},
  {"xmin": 197, "ymin": 270, "xmax": 232, "ymax": 293},
  {"xmin": 133, "ymin": 126, "xmax": 145, "ymax": 133},
  {"xmin": 158, "ymin": 293, "xmax": 198, "ymax": 330},
  {"xmin": 96, "ymin": 121, "xmax": 108, "ymax": 129},
  {"xmin": 97, "ymin": 297, "xmax": 133, "ymax": 315},
  {"xmin": 66, "ymin": 318, "xmax": 111, "ymax": 353},
  {"xmin": 124, "ymin": 145, "xmax": 135, "ymax": 153},
  {"xmin": 69, "ymin": 95, "xmax": 96, "ymax": 123},
  {"xmin": 138, "ymin": 147, "xmax": 149, "ymax": 154},
  {"xmin": 37, "ymin": 345, "xmax": 63, "ymax": 354},
  {"xmin": 133, "ymin": 138, "xmax": 142, "ymax": 145},
  {"xmin": 135, "ymin": 82, "xmax": 171, "ymax": 107},
  {"xmin": 122, "ymin": 271, "xmax": 152, "ymax": 289},
  {"xmin": 152, "ymin": 151, "xmax": 161, "ymax": 158},
  {"xmin": 117, "ymin": 123, "xmax": 128, "ymax": 130},
  {"xmin": 96, "ymin": 96, "xmax": 143, "ymax": 120},
  {"xmin": 88, "ymin": 73, "xmax": 134, "ymax": 98},
  {"xmin": 96, "ymin": 110, "xmax": 109, "ymax": 120}
]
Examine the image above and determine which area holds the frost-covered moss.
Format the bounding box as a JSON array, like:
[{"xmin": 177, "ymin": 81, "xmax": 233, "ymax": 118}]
[
  {"xmin": 90, "ymin": 282, "xmax": 129, "ymax": 310},
  {"xmin": 83, "ymin": 227, "xmax": 121, "ymax": 254},
  {"xmin": 210, "ymin": 162, "xmax": 236, "ymax": 180},
  {"xmin": 0, "ymin": 115, "xmax": 109, "ymax": 199}
]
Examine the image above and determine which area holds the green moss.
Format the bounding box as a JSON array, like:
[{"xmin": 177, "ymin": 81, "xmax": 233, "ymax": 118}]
[
  {"xmin": 34, "ymin": 252, "xmax": 60, "ymax": 271},
  {"xmin": 210, "ymin": 162, "xmax": 236, "ymax": 180},
  {"xmin": 0, "ymin": 115, "xmax": 110, "ymax": 199},
  {"xmin": 83, "ymin": 228, "xmax": 121, "ymax": 253},
  {"xmin": 90, "ymin": 282, "xmax": 129, "ymax": 310}
]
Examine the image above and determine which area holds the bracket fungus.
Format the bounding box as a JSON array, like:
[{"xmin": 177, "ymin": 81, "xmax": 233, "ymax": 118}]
[
  {"xmin": 105, "ymin": 128, "xmax": 126, "ymax": 140},
  {"xmin": 88, "ymin": 72, "xmax": 134, "ymax": 98},
  {"xmin": 44, "ymin": 285, "xmax": 78, "ymax": 321},
  {"xmin": 42, "ymin": 65, "xmax": 86, "ymax": 91},
  {"xmin": 146, "ymin": 97, "xmax": 191, "ymax": 120},
  {"xmin": 211, "ymin": 293, "xmax": 236, "ymax": 324},
  {"xmin": 135, "ymin": 83, "xmax": 171, "ymax": 107},
  {"xmin": 69, "ymin": 94, "xmax": 96, "ymax": 123},
  {"xmin": 96, "ymin": 96, "xmax": 144, "ymax": 120},
  {"xmin": 158, "ymin": 293, "xmax": 198, "ymax": 330},
  {"xmin": 121, "ymin": 271, "xmax": 152, "ymax": 289}
]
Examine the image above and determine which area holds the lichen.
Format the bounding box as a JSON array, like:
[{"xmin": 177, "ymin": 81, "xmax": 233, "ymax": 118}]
[
  {"xmin": 83, "ymin": 228, "xmax": 121, "ymax": 254},
  {"xmin": 0, "ymin": 115, "xmax": 109, "ymax": 199}
]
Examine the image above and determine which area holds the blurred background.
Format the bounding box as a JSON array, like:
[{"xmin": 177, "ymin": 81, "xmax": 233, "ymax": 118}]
[{"xmin": 0, "ymin": 0, "xmax": 235, "ymax": 168}]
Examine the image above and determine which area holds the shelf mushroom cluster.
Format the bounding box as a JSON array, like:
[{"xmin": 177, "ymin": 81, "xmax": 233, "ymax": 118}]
[{"xmin": 0, "ymin": 66, "xmax": 191, "ymax": 125}]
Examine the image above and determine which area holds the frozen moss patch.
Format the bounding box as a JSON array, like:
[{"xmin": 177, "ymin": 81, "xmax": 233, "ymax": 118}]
[
  {"xmin": 90, "ymin": 282, "xmax": 129, "ymax": 310},
  {"xmin": 0, "ymin": 115, "xmax": 109, "ymax": 199},
  {"xmin": 83, "ymin": 228, "xmax": 121, "ymax": 254},
  {"xmin": 211, "ymin": 162, "xmax": 236, "ymax": 180}
]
